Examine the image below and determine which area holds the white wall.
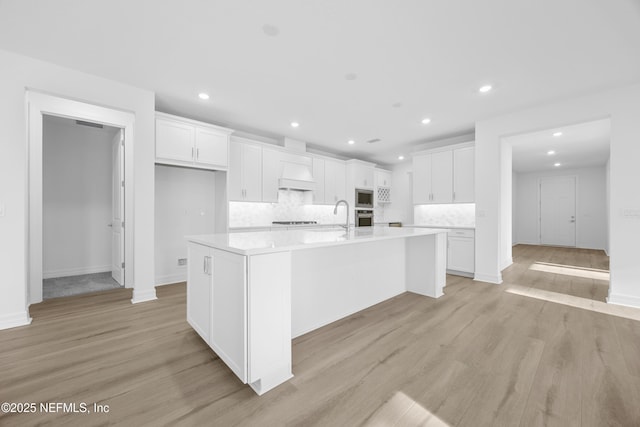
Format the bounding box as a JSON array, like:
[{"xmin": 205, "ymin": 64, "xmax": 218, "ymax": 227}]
[
  {"xmin": 43, "ymin": 118, "xmax": 116, "ymax": 278},
  {"xmin": 387, "ymin": 162, "xmax": 413, "ymax": 224},
  {"xmin": 155, "ymin": 165, "xmax": 217, "ymax": 285},
  {"xmin": 512, "ymin": 171, "xmax": 517, "ymax": 245},
  {"xmin": 475, "ymin": 83, "xmax": 640, "ymax": 308},
  {"xmin": 0, "ymin": 48, "xmax": 155, "ymax": 329},
  {"xmin": 605, "ymin": 158, "xmax": 610, "ymax": 255},
  {"xmin": 514, "ymin": 166, "xmax": 607, "ymax": 250}
]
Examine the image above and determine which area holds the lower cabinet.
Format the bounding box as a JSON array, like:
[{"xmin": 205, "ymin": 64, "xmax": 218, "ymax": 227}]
[
  {"xmin": 447, "ymin": 229, "xmax": 475, "ymax": 276},
  {"xmin": 187, "ymin": 243, "xmax": 247, "ymax": 382}
]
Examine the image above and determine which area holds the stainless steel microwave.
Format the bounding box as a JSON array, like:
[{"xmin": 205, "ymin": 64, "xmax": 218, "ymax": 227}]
[{"xmin": 355, "ymin": 189, "xmax": 374, "ymax": 208}]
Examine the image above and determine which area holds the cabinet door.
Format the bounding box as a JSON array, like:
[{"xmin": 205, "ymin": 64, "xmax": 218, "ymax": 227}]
[
  {"xmin": 431, "ymin": 151, "xmax": 453, "ymax": 203},
  {"xmin": 210, "ymin": 248, "xmax": 247, "ymax": 382},
  {"xmin": 261, "ymin": 148, "xmax": 281, "ymax": 203},
  {"xmin": 453, "ymin": 147, "xmax": 474, "ymax": 203},
  {"xmin": 376, "ymin": 170, "xmax": 391, "ymax": 188},
  {"xmin": 156, "ymin": 118, "xmax": 195, "ymax": 163},
  {"xmin": 195, "ymin": 127, "xmax": 228, "ymax": 169},
  {"xmin": 447, "ymin": 237, "xmax": 475, "ymax": 273},
  {"xmin": 312, "ymin": 157, "xmax": 325, "ymax": 204},
  {"xmin": 186, "ymin": 243, "xmax": 211, "ymax": 343},
  {"xmin": 412, "ymin": 155, "xmax": 432, "ymax": 204},
  {"xmin": 243, "ymin": 144, "xmax": 263, "ymax": 202},
  {"xmin": 354, "ymin": 165, "xmax": 374, "ymax": 189},
  {"xmin": 326, "ymin": 160, "xmax": 346, "ymax": 203},
  {"xmin": 228, "ymin": 142, "xmax": 244, "ymax": 201}
]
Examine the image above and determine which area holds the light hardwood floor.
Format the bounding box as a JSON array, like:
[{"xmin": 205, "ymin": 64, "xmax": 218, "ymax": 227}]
[{"xmin": 1, "ymin": 245, "xmax": 639, "ymax": 426}]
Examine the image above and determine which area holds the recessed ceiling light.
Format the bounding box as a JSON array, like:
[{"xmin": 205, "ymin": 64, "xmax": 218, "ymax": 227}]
[
  {"xmin": 198, "ymin": 93, "xmax": 210, "ymax": 100},
  {"xmin": 290, "ymin": 122, "xmax": 299, "ymax": 128},
  {"xmin": 398, "ymin": 155, "xmax": 405, "ymax": 160},
  {"xmin": 345, "ymin": 73, "xmax": 357, "ymax": 81},
  {"xmin": 553, "ymin": 131, "xmax": 563, "ymax": 137},
  {"xmin": 547, "ymin": 150, "xmax": 556, "ymax": 155},
  {"xmin": 348, "ymin": 140, "xmax": 355, "ymax": 145},
  {"xmin": 421, "ymin": 118, "xmax": 431, "ymax": 124},
  {"xmin": 478, "ymin": 85, "xmax": 493, "ymax": 93},
  {"xmin": 554, "ymin": 162, "xmax": 561, "ymax": 167},
  {"xmin": 262, "ymin": 24, "xmax": 280, "ymax": 36}
]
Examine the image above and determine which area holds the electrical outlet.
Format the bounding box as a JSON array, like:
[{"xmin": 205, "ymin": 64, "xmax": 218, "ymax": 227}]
[{"xmin": 178, "ymin": 258, "xmax": 187, "ymax": 266}]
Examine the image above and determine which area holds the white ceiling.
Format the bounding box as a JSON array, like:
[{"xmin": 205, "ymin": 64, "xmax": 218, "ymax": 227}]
[
  {"xmin": 1, "ymin": 1, "xmax": 639, "ymax": 166},
  {"xmin": 509, "ymin": 118, "xmax": 610, "ymax": 173}
]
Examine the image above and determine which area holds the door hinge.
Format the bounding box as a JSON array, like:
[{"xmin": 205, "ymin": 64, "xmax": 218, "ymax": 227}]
[
  {"xmin": 121, "ymin": 262, "xmax": 125, "ymax": 269},
  {"xmin": 121, "ymin": 221, "xmax": 124, "ymax": 228},
  {"xmin": 121, "ymin": 180, "xmax": 125, "ymax": 187},
  {"xmin": 120, "ymin": 131, "xmax": 125, "ymax": 143}
]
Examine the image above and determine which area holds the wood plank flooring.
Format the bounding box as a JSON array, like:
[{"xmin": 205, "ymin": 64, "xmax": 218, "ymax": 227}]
[{"xmin": 1, "ymin": 245, "xmax": 639, "ymax": 426}]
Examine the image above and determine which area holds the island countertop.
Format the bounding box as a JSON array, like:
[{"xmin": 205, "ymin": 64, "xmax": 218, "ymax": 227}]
[{"xmin": 186, "ymin": 226, "xmax": 448, "ymax": 256}]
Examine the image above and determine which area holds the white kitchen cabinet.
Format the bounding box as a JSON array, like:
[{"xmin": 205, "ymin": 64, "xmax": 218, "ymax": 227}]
[
  {"xmin": 261, "ymin": 147, "xmax": 281, "ymax": 203},
  {"xmin": 229, "ymin": 141, "xmax": 262, "ymax": 201},
  {"xmin": 447, "ymin": 229, "xmax": 475, "ymax": 275},
  {"xmin": 375, "ymin": 169, "xmax": 392, "ymax": 204},
  {"xmin": 453, "ymin": 147, "xmax": 475, "ymax": 203},
  {"xmin": 375, "ymin": 169, "xmax": 392, "ymax": 188},
  {"xmin": 312, "ymin": 157, "xmax": 325, "ymax": 204},
  {"xmin": 186, "ymin": 243, "xmax": 212, "ymax": 343},
  {"xmin": 155, "ymin": 113, "xmax": 232, "ymax": 170},
  {"xmin": 347, "ymin": 160, "xmax": 375, "ymax": 189},
  {"xmin": 412, "ymin": 151, "xmax": 453, "ymax": 204},
  {"xmin": 324, "ymin": 159, "xmax": 346, "ymax": 204},
  {"xmin": 187, "ymin": 243, "xmax": 247, "ymax": 382},
  {"xmin": 412, "ymin": 143, "xmax": 474, "ymax": 205}
]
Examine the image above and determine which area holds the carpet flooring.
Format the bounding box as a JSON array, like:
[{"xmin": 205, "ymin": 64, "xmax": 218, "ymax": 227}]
[{"xmin": 43, "ymin": 271, "xmax": 122, "ymax": 300}]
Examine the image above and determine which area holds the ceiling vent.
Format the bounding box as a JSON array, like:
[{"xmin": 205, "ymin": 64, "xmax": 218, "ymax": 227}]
[
  {"xmin": 75, "ymin": 120, "xmax": 103, "ymax": 129},
  {"xmin": 367, "ymin": 138, "xmax": 381, "ymax": 144}
]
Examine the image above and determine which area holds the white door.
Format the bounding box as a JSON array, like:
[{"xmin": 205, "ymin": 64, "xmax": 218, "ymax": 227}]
[
  {"xmin": 540, "ymin": 176, "xmax": 576, "ymax": 247},
  {"xmin": 111, "ymin": 129, "xmax": 125, "ymax": 285}
]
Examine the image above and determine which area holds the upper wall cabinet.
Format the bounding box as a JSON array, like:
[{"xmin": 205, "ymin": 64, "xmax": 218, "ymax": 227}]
[
  {"xmin": 155, "ymin": 113, "xmax": 233, "ymax": 171},
  {"xmin": 324, "ymin": 158, "xmax": 347, "ymax": 204},
  {"xmin": 412, "ymin": 143, "xmax": 474, "ymax": 205},
  {"xmin": 347, "ymin": 160, "xmax": 375, "ymax": 189},
  {"xmin": 453, "ymin": 147, "xmax": 475, "ymax": 203},
  {"xmin": 228, "ymin": 140, "xmax": 262, "ymax": 202}
]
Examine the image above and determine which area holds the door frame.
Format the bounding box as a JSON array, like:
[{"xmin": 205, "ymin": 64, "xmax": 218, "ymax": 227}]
[
  {"xmin": 27, "ymin": 90, "xmax": 135, "ymax": 304},
  {"xmin": 538, "ymin": 174, "xmax": 578, "ymax": 246}
]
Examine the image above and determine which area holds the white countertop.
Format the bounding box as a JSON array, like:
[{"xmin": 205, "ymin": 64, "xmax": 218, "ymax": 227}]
[
  {"xmin": 406, "ymin": 224, "xmax": 475, "ymax": 230},
  {"xmin": 187, "ymin": 226, "xmax": 448, "ymax": 255}
]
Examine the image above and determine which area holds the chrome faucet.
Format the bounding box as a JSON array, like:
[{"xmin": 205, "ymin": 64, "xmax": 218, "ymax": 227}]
[{"xmin": 334, "ymin": 199, "xmax": 350, "ymax": 233}]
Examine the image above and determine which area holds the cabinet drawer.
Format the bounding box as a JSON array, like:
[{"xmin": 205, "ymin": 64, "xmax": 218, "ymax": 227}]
[{"xmin": 448, "ymin": 229, "xmax": 474, "ymax": 238}]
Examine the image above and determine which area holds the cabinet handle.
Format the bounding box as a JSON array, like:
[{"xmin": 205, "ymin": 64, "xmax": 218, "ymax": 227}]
[
  {"xmin": 453, "ymin": 191, "xmax": 456, "ymax": 201},
  {"xmin": 196, "ymin": 148, "xmax": 200, "ymax": 160}
]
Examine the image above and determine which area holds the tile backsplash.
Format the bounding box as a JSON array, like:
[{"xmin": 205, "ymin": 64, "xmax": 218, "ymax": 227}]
[
  {"xmin": 229, "ymin": 190, "xmax": 346, "ymax": 227},
  {"xmin": 414, "ymin": 203, "xmax": 476, "ymax": 227}
]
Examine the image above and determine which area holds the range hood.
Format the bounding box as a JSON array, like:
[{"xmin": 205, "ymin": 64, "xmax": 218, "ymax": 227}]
[{"xmin": 278, "ymin": 161, "xmax": 315, "ymax": 191}]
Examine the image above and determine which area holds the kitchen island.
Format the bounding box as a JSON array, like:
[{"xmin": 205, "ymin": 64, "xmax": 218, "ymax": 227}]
[{"xmin": 185, "ymin": 226, "xmax": 448, "ymax": 395}]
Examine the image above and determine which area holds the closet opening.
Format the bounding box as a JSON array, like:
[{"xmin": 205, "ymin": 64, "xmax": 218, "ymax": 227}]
[{"xmin": 42, "ymin": 115, "xmax": 125, "ymax": 299}]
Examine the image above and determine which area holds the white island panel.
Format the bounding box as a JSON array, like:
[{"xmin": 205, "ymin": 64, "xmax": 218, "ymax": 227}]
[{"xmin": 291, "ymin": 238, "xmax": 406, "ymax": 337}]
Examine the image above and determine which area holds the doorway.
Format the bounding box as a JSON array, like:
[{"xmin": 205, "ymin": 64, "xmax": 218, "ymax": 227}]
[
  {"xmin": 539, "ymin": 175, "xmax": 576, "ymax": 247},
  {"xmin": 27, "ymin": 91, "xmax": 135, "ymax": 305},
  {"xmin": 41, "ymin": 116, "xmax": 125, "ymax": 299},
  {"xmin": 505, "ymin": 117, "xmax": 610, "ymax": 302}
]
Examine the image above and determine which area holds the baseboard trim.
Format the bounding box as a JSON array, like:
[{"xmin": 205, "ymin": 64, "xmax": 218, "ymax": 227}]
[
  {"xmin": 473, "ymin": 272, "xmax": 503, "ymax": 284},
  {"xmin": 43, "ymin": 265, "xmax": 111, "ymax": 279},
  {"xmin": 0, "ymin": 311, "xmax": 32, "ymax": 330},
  {"xmin": 155, "ymin": 274, "xmax": 186, "ymax": 286},
  {"xmin": 131, "ymin": 288, "xmax": 158, "ymax": 304},
  {"xmin": 607, "ymin": 293, "xmax": 640, "ymax": 309}
]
